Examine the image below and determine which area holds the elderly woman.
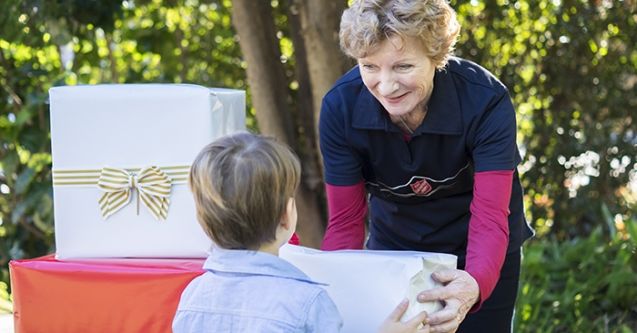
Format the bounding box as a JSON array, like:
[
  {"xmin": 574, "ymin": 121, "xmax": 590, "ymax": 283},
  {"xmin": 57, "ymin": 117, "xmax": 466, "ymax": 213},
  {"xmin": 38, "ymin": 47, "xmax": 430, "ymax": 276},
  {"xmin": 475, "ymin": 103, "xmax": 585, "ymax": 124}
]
[{"xmin": 319, "ymin": 1, "xmax": 534, "ymax": 332}]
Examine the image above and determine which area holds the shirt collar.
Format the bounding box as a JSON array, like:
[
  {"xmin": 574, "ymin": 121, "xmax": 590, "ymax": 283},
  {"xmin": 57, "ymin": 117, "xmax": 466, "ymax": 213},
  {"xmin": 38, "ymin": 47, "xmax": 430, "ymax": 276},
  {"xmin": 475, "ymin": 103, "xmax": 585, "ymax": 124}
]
[
  {"xmin": 203, "ymin": 247, "xmax": 325, "ymax": 285},
  {"xmin": 352, "ymin": 66, "xmax": 463, "ymax": 135}
]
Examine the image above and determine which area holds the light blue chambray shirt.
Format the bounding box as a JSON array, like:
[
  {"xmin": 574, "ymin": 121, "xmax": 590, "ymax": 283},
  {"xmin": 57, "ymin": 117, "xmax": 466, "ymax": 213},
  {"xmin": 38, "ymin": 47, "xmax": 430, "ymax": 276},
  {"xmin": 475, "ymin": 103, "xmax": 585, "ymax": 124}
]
[{"xmin": 173, "ymin": 247, "xmax": 343, "ymax": 333}]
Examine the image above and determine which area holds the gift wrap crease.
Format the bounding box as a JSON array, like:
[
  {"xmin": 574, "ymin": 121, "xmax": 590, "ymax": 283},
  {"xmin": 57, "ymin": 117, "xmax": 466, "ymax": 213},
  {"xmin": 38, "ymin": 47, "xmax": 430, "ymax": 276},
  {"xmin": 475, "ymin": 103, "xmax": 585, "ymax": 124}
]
[{"xmin": 280, "ymin": 245, "xmax": 457, "ymax": 333}]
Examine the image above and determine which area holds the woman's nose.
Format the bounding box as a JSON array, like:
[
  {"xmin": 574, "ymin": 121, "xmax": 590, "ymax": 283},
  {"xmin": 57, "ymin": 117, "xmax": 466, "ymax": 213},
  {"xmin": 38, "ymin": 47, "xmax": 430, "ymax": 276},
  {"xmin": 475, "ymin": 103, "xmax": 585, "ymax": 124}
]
[{"xmin": 378, "ymin": 77, "xmax": 398, "ymax": 96}]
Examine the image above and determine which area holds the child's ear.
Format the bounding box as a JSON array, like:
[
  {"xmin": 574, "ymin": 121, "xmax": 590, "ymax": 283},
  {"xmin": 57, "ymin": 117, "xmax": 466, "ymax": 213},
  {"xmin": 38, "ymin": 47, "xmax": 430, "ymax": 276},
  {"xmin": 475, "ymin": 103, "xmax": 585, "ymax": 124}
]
[{"xmin": 280, "ymin": 198, "xmax": 296, "ymax": 230}]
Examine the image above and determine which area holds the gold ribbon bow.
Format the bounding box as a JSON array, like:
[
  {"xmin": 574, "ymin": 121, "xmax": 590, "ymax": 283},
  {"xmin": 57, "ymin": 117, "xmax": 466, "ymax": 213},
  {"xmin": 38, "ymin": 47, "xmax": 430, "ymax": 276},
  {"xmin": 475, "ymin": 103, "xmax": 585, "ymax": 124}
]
[{"xmin": 97, "ymin": 166, "xmax": 172, "ymax": 220}]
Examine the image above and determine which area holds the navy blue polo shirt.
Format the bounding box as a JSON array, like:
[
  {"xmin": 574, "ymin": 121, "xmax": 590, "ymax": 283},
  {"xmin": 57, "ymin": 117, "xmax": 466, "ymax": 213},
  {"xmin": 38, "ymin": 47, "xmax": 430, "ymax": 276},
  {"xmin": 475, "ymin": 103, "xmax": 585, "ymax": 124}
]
[{"xmin": 319, "ymin": 57, "xmax": 534, "ymax": 262}]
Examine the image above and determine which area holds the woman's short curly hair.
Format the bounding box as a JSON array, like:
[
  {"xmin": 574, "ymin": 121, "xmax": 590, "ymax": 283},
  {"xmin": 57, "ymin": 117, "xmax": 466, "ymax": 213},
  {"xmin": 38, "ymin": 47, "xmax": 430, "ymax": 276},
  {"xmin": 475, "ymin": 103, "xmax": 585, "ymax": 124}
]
[{"xmin": 340, "ymin": 0, "xmax": 460, "ymax": 69}]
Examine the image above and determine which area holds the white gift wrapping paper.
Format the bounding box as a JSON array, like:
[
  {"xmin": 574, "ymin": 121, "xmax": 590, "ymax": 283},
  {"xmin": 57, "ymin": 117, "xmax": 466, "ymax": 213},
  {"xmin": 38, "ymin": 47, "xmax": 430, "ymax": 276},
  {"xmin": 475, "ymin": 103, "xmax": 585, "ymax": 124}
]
[
  {"xmin": 279, "ymin": 245, "xmax": 457, "ymax": 333},
  {"xmin": 49, "ymin": 84, "xmax": 245, "ymax": 259}
]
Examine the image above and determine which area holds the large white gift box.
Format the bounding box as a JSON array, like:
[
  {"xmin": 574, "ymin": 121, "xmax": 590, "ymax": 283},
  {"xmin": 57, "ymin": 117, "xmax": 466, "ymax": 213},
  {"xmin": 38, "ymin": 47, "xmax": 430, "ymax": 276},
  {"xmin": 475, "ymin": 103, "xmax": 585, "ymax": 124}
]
[
  {"xmin": 280, "ymin": 245, "xmax": 457, "ymax": 333},
  {"xmin": 49, "ymin": 84, "xmax": 245, "ymax": 259}
]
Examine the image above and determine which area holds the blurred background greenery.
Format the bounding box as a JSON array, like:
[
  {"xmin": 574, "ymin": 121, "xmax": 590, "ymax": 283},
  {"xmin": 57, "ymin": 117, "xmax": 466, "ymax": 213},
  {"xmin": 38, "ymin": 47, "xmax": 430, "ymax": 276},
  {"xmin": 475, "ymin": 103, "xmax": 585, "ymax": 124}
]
[{"xmin": 0, "ymin": 0, "xmax": 635, "ymax": 331}]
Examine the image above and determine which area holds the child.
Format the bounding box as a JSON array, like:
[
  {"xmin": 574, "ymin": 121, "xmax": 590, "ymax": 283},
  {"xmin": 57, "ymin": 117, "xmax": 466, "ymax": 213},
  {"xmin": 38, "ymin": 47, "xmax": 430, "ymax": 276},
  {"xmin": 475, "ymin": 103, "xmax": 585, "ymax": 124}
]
[{"xmin": 173, "ymin": 132, "xmax": 428, "ymax": 333}]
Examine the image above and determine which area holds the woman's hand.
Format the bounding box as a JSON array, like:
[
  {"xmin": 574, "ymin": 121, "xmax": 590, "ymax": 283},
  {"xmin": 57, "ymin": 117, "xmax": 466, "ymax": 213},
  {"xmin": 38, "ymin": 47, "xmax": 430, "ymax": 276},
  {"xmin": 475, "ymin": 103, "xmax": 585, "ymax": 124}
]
[
  {"xmin": 416, "ymin": 269, "xmax": 479, "ymax": 333},
  {"xmin": 378, "ymin": 298, "xmax": 430, "ymax": 333}
]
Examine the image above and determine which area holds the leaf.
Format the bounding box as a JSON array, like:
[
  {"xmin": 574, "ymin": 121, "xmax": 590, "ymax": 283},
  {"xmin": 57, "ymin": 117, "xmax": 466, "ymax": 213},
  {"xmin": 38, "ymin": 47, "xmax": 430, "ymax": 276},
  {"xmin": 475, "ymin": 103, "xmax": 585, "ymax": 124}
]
[
  {"xmin": 601, "ymin": 203, "xmax": 616, "ymax": 238},
  {"xmin": 14, "ymin": 108, "xmax": 33, "ymax": 127},
  {"xmin": 14, "ymin": 167, "xmax": 35, "ymax": 195},
  {"xmin": 0, "ymin": 280, "xmax": 12, "ymax": 313},
  {"xmin": 10, "ymin": 201, "xmax": 28, "ymax": 224},
  {"xmin": 10, "ymin": 188, "xmax": 43, "ymax": 224},
  {"xmin": 625, "ymin": 218, "xmax": 637, "ymax": 248},
  {"xmin": 18, "ymin": 126, "xmax": 48, "ymax": 153},
  {"xmin": 0, "ymin": 150, "xmax": 20, "ymax": 185}
]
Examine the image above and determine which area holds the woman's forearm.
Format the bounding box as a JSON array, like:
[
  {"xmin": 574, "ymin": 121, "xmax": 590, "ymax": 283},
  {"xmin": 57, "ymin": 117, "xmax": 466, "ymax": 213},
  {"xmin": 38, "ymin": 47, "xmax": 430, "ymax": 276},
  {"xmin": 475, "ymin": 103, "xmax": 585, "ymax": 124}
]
[
  {"xmin": 465, "ymin": 170, "xmax": 513, "ymax": 310},
  {"xmin": 321, "ymin": 182, "xmax": 368, "ymax": 250}
]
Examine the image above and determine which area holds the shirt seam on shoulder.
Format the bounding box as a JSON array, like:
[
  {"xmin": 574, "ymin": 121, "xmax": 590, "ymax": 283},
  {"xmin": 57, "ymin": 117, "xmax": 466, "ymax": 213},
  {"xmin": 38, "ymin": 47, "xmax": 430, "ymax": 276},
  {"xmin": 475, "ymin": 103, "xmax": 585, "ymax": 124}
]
[
  {"xmin": 446, "ymin": 61, "xmax": 507, "ymax": 94},
  {"xmin": 301, "ymin": 288, "xmax": 328, "ymax": 323}
]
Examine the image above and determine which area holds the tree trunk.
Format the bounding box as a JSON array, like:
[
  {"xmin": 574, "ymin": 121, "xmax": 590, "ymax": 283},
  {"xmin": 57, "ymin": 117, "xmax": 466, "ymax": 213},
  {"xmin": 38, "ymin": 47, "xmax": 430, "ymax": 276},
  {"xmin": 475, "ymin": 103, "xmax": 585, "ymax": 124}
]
[
  {"xmin": 291, "ymin": 0, "xmax": 351, "ymax": 175},
  {"xmin": 231, "ymin": 0, "xmax": 325, "ymax": 248},
  {"xmin": 286, "ymin": 1, "xmax": 323, "ymax": 191},
  {"xmin": 294, "ymin": 0, "xmax": 351, "ymax": 135},
  {"xmin": 231, "ymin": 0, "xmax": 294, "ymax": 144}
]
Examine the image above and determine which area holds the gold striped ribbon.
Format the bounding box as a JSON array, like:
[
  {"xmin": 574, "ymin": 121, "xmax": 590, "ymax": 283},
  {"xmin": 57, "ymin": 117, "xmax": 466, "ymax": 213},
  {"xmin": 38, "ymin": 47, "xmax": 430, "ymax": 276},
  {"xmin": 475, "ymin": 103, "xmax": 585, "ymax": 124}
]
[{"xmin": 53, "ymin": 165, "xmax": 190, "ymax": 221}]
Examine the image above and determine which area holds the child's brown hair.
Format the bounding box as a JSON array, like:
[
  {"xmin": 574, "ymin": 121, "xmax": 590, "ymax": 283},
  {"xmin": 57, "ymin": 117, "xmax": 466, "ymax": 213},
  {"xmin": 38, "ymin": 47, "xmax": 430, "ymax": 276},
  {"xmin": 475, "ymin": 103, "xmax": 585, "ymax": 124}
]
[{"xmin": 189, "ymin": 132, "xmax": 301, "ymax": 250}]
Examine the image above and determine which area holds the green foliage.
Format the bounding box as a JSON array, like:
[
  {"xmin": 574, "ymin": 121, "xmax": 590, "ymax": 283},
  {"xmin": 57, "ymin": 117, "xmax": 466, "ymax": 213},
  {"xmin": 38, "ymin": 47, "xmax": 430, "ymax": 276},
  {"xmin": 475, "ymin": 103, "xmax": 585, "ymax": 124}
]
[
  {"xmin": 1, "ymin": 0, "xmax": 245, "ymax": 290},
  {"xmin": 0, "ymin": 1, "xmax": 58, "ymax": 287},
  {"xmin": 515, "ymin": 219, "xmax": 637, "ymax": 332},
  {"xmin": 453, "ymin": 0, "xmax": 637, "ymax": 238},
  {"xmin": 0, "ymin": 281, "xmax": 11, "ymax": 314}
]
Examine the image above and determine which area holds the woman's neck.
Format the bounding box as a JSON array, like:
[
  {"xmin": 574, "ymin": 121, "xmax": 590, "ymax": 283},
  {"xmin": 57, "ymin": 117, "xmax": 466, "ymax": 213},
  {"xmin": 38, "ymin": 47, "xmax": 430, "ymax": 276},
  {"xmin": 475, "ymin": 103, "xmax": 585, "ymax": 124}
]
[{"xmin": 390, "ymin": 102, "xmax": 429, "ymax": 134}]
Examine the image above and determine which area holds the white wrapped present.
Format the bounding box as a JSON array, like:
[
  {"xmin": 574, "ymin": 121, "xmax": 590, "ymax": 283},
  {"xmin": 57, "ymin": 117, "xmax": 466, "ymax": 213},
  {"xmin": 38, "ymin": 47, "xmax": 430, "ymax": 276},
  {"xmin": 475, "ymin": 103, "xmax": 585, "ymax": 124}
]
[
  {"xmin": 49, "ymin": 84, "xmax": 245, "ymax": 259},
  {"xmin": 280, "ymin": 245, "xmax": 457, "ymax": 333}
]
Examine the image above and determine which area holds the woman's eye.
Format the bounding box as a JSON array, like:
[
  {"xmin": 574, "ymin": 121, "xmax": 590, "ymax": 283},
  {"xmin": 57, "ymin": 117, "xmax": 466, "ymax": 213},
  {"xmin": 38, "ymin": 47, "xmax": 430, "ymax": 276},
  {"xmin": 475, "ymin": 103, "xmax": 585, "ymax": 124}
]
[
  {"xmin": 361, "ymin": 64, "xmax": 376, "ymax": 71},
  {"xmin": 396, "ymin": 64, "xmax": 413, "ymax": 71}
]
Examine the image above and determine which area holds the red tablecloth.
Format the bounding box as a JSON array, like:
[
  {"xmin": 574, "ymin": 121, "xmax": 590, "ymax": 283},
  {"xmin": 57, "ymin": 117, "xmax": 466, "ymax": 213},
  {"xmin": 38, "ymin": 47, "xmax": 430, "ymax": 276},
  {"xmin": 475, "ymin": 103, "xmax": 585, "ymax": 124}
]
[{"xmin": 9, "ymin": 255, "xmax": 204, "ymax": 333}]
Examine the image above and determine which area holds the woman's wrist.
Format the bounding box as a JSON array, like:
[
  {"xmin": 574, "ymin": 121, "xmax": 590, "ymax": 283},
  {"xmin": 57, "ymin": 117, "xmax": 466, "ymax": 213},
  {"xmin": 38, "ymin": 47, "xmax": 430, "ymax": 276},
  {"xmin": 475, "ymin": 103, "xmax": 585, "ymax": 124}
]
[{"xmin": 463, "ymin": 269, "xmax": 481, "ymax": 311}]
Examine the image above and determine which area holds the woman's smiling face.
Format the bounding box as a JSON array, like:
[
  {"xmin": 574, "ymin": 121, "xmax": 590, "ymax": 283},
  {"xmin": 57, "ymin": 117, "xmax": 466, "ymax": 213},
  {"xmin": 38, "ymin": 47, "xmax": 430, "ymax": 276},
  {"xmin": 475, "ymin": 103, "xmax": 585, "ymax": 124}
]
[{"xmin": 358, "ymin": 36, "xmax": 436, "ymax": 117}]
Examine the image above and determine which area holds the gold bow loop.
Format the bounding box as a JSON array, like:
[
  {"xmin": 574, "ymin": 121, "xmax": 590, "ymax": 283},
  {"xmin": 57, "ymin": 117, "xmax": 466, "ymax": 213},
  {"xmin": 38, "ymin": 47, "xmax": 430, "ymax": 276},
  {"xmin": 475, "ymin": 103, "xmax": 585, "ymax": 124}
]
[{"xmin": 97, "ymin": 166, "xmax": 172, "ymax": 220}]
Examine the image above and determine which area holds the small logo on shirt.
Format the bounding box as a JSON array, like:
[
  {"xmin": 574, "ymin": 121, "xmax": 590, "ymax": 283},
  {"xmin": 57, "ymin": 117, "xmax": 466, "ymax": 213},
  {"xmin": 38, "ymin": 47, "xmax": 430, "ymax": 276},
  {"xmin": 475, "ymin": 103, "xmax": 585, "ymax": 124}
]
[
  {"xmin": 410, "ymin": 179, "xmax": 432, "ymax": 195},
  {"xmin": 366, "ymin": 162, "xmax": 471, "ymax": 198}
]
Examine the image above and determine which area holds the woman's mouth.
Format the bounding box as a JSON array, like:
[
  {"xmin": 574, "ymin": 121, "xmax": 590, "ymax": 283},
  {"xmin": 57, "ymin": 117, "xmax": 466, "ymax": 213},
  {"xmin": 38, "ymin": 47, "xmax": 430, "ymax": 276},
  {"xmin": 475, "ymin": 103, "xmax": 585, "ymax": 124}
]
[{"xmin": 384, "ymin": 92, "xmax": 409, "ymax": 103}]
